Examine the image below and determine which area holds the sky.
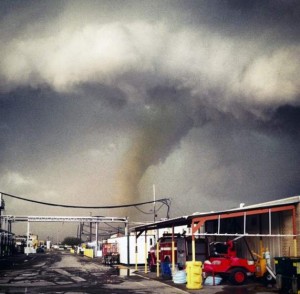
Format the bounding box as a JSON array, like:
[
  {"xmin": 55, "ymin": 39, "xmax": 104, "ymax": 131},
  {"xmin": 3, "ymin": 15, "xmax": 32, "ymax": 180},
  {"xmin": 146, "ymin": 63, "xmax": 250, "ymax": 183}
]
[{"xmin": 0, "ymin": 0, "xmax": 300, "ymax": 240}]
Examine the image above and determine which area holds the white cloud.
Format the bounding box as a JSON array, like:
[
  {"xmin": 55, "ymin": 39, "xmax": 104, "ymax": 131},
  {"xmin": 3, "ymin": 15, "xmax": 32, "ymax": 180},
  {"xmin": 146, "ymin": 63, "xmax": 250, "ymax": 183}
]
[{"xmin": 241, "ymin": 46, "xmax": 300, "ymax": 104}]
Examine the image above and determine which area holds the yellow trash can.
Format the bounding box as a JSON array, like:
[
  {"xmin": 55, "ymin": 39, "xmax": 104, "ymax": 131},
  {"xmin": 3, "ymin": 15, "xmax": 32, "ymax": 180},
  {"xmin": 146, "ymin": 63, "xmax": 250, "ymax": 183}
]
[{"xmin": 186, "ymin": 261, "xmax": 203, "ymax": 290}]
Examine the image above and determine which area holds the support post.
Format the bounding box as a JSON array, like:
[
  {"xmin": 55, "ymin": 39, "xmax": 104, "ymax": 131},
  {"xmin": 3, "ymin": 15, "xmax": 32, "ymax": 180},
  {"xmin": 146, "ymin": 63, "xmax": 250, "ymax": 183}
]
[
  {"xmin": 95, "ymin": 222, "xmax": 98, "ymax": 257},
  {"xmin": 89, "ymin": 222, "xmax": 92, "ymax": 242},
  {"xmin": 153, "ymin": 184, "xmax": 156, "ymax": 223},
  {"xmin": 259, "ymin": 214, "xmax": 263, "ymax": 254},
  {"xmin": 244, "ymin": 212, "xmax": 247, "ymax": 235},
  {"xmin": 126, "ymin": 220, "xmax": 130, "ymax": 266},
  {"xmin": 269, "ymin": 209, "xmax": 272, "ymax": 235},
  {"xmin": 26, "ymin": 221, "xmax": 30, "ymax": 256},
  {"xmin": 79, "ymin": 222, "xmax": 82, "ymax": 243},
  {"xmin": 172, "ymin": 226, "xmax": 175, "ymax": 272},
  {"xmin": 144, "ymin": 231, "xmax": 148, "ymax": 273},
  {"xmin": 192, "ymin": 238, "xmax": 196, "ymax": 262},
  {"xmin": 292, "ymin": 207, "xmax": 297, "ymax": 256},
  {"xmin": 156, "ymin": 239, "xmax": 160, "ymax": 277},
  {"xmin": 156, "ymin": 228, "xmax": 160, "ymax": 277},
  {"xmin": 135, "ymin": 231, "xmax": 138, "ymax": 271},
  {"xmin": 192, "ymin": 220, "xmax": 196, "ymax": 262}
]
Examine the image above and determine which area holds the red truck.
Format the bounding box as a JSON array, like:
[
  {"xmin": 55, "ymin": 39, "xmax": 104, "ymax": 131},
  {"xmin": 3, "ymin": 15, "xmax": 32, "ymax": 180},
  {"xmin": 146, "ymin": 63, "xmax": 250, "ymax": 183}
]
[
  {"xmin": 147, "ymin": 234, "xmax": 187, "ymax": 272},
  {"xmin": 102, "ymin": 242, "xmax": 120, "ymax": 265}
]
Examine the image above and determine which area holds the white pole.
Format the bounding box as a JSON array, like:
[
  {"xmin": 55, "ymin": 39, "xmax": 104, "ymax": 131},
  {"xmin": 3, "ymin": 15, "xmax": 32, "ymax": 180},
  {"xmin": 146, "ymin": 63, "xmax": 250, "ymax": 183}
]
[
  {"xmin": 95, "ymin": 222, "xmax": 98, "ymax": 257},
  {"xmin": 26, "ymin": 221, "xmax": 30, "ymax": 255},
  {"xmin": 153, "ymin": 184, "xmax": 156, "ymax": 223}
]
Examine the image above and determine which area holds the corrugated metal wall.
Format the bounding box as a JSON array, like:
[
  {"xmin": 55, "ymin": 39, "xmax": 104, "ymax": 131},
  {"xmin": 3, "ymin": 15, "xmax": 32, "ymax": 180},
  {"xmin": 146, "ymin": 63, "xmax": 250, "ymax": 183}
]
[{"xmin": 204, "ymin": 211, "xmax": 290, "ymax": 268}]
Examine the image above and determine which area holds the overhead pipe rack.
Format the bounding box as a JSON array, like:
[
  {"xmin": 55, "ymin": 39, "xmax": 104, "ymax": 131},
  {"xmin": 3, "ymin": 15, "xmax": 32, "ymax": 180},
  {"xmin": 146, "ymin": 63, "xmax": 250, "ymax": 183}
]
[
  {"xmin": 1, "ymin": 215, "xmax": 128, "ymax": 223},
  {"xmin": 0, "ymin": 215, "xmax": 129, "ymax": 256}
]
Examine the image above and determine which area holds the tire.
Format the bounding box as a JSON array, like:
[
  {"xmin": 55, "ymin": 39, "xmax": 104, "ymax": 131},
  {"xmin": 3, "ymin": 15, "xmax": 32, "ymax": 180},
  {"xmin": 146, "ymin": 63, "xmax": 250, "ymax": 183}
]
[
  {"xmin": 263, "ymin": 272, "xmax": 276, "ymax": 285},
  {"xmin": 229, "ymin": 268, "xmax": 247, "ymax": 285}
]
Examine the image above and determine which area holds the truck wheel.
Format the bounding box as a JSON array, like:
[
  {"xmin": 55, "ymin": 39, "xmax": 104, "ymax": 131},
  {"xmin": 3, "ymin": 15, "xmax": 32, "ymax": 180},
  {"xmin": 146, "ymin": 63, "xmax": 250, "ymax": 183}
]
[{"xmin": 229, "ymin": 268, "xmax": 247, "ymax": 285}]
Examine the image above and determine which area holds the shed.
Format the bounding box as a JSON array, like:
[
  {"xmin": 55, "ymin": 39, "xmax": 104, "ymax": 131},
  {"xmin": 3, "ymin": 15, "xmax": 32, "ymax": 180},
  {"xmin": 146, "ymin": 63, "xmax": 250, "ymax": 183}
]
[{"xmin": 133, "ymin": 195, "xmax": 300, "ymax": 272}]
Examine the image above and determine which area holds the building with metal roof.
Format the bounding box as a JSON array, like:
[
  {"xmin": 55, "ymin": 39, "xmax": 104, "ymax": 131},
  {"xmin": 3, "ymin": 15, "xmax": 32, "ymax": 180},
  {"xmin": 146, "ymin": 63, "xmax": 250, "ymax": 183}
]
[{"xmin": 132, "ymin": 195, "xmax": 300, "ymax": 273}]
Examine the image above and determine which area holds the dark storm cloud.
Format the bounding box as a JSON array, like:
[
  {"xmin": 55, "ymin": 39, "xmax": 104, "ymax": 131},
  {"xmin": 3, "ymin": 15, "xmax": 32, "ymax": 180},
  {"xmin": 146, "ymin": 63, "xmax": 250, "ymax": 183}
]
[
  {"xmin": 76, "ymin": 83, "xmax": 127, "ymax": 109},
  {"xmin": 180, "ymin": 1, "xmax": 300, "ymax": 34},
  {"xmin": 270, "ymin": 105, "xmax": 300, "ymax": 136},
  {"xmin": 0, "ymin": 0, "xmax": 299, "ymax": 234}
]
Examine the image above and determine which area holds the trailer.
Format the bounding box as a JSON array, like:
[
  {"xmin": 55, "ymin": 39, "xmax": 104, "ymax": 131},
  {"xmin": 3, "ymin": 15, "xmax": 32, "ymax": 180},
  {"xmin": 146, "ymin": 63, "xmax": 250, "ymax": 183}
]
[{"xmin": 103, "ymin": 235, "xmax": 154, "ymax": 265}]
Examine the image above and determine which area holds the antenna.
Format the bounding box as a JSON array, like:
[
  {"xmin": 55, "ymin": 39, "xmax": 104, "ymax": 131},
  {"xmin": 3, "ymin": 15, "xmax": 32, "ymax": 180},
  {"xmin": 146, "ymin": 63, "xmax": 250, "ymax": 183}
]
[{"xmin": 153, "ymin": 184, "xmax": 156, "ymax": 223}]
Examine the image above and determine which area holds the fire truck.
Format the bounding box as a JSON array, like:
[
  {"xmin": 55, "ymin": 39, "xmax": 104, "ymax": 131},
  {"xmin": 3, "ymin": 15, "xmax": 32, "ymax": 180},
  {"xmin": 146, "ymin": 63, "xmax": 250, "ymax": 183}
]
[{"xmin": 147, "ymin": 233, "xmax": 187, "ymax": 272}]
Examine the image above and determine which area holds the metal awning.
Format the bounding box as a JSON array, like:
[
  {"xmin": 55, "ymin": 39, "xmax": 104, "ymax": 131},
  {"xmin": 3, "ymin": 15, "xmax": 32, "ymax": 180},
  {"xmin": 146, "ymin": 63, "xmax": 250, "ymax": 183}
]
[
  {"xmin": 131, "ymin": 216, "xmax": 191, "ymax": 233},
  {"xmin": 133, "ymin": 195, "xmax": 300, "ymax": 234}
]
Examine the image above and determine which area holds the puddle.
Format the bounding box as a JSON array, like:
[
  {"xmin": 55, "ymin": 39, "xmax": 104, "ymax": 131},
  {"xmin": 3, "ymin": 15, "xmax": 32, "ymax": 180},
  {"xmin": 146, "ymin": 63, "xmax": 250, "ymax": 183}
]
[
  {"xmin": 117, "ymin": 268, "xmax": 136, "ymax": 277},
  {"xmin": 21, "ymin": 273, "xmax": 38, "ymax": 277},
  {"xmin": 56, "ymin": 281, "xmax": 73, "ymax": 285}
]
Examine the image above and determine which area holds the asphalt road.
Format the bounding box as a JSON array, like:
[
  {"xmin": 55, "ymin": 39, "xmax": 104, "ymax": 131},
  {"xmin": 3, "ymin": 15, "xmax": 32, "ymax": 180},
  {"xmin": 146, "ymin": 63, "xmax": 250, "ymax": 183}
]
[
  {"xmin": 0, "ymin": 251, "xmax": 189, "ymax": 293},
  {"xmin": 0, "ymin": 251, "xmax": 280, "ymax": 294}
]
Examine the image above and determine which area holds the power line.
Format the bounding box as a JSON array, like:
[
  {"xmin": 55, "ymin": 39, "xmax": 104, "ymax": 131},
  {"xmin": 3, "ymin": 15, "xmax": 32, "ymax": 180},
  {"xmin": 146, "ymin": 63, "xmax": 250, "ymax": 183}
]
[
  {"xmin": 1, "ymin": 192, "xmax": 169, "ymax": 209},
  {"xmin": 135, "ymin": 202, "xmax": 164, "ymax": 215}
]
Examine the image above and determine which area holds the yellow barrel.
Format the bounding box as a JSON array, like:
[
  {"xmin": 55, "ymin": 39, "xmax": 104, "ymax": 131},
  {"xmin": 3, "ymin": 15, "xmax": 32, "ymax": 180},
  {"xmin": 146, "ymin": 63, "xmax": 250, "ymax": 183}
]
[{"xmin": 186, "ymin": 261, "xmax": 203, "ymax": 290}]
